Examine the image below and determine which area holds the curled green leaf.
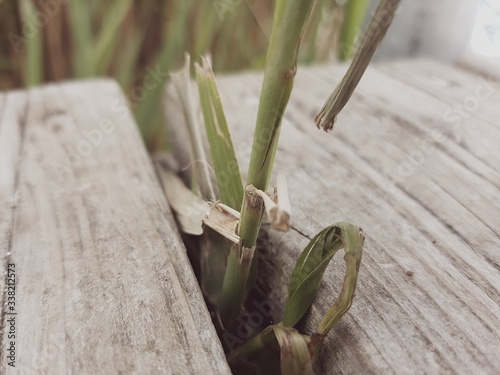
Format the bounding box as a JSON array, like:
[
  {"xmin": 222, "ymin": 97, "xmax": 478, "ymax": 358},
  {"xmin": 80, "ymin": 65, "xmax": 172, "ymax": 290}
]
[
  {"xmin": 316, "ymin": 222, "xmax": 364, "ymax": 335},
  {"xmin": 283, "ymin": 222, "xmax": 364, "ymax": 328}
]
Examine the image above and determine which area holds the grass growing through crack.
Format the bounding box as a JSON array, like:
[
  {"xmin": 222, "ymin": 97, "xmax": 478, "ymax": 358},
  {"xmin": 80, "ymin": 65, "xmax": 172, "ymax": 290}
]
[
  {"xmin": 164, "ymin": 0, "xmax": 401, "ymax": 373},
  {"xmin": 1, "ymin": 0, "xmax": 398, "ymax": 371}
]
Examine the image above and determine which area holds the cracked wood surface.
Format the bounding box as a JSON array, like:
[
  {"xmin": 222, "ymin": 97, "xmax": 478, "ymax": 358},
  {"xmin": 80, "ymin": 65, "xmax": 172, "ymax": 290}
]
[
  {"xmin": 0, "ymin": 81, "xmax": 231, "ymax": 375},
  {"xmin": 165, "ymin": 58, "xmax": 500, "ymax": 374}
]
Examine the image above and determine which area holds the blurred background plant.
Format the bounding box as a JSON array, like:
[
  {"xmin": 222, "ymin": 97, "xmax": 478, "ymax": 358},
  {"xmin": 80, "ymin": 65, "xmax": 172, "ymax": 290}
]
[
  {"xmin": 0, "ymin": 0, "xmax": 371, "ymax": 150},
  {"xmin": 0, "ymin": 0, "xmax": 495, "ymax": 150}
]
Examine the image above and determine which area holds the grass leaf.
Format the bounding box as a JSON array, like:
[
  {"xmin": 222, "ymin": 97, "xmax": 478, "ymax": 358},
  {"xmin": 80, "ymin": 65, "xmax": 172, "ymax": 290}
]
[
  {"xmin": 339, "ymin": 0, "xmax": 370, "ymax": 61},
  {"xmin": 195, "ymin": 57, "xmax": 244, "ymax": 210},
  {"xmin": 68, "ymin": 0, "xmax": 93, "ymax": 77},
  {"xmin": 171, "ymin": 55, "xmax": 217, "ymax": 200},
  {"xmin": 19, "ymin": 0, "xmax": 43, "ymax": 86},
  {"xmin": 135, "ymin": 0, "xmax": 192, "ymax": 150},
  {"xmin": 94, "ymin": 0, "xmax": 133, "ymax": 74},
  {"xmin": 283, "ymin": 222, "xmax": 364, "ymax": 327},
  {"xmin": 316, "ymin": 222, "xmax": 364, "ymax": 335},
  {"xmin": 116, "ymin": 29, "xmax": 145, "ymax": 89}
]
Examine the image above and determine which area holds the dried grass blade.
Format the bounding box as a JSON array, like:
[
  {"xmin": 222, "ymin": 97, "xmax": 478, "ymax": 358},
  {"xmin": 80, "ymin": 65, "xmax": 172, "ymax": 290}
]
[{"xmin": 315, "ymin": 0, "xmax": 401, "ymax": 131}]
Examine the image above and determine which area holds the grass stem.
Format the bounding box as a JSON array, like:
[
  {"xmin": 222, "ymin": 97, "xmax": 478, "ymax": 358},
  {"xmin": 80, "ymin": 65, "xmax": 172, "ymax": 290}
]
[
  {"xmin": 218, "ymin": 0, "xmax": 315, "ymax": 333},
  {"xmin": 246, "ymin": 0, "xmax": 316, "ymax": 191},
  {"xmin": 218, "ymin": 186, "xmax": 263, "ymax": 331}
]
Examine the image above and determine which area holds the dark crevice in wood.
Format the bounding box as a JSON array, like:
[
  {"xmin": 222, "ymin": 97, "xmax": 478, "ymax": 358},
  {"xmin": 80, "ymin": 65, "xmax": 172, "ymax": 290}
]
[{"xmin": 290, "ymin": 224, "xmax": 312, "ymax": 240}]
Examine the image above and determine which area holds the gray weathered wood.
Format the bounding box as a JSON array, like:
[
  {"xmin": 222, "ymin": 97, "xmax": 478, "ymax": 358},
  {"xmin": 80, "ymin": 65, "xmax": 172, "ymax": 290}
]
[
  {"xmin": 458, "ymin": 54, "xmax": 500, "ymax": 81},
  {"xmin": 0, "ymin": 81, "xmax": 231, "ymax": 375},
  {"xmin": 165, "ymin": 59, "xmax": 500, "ymax": 374}
]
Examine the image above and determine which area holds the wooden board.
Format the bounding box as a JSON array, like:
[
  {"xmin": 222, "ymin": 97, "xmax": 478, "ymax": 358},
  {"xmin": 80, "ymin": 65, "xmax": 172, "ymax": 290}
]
[
  {"xmin": 0, "ymin": 81, "xmax": 231, "ymax": 375},
  {"xmin": 165, "ymin": 59, "xmax": 500, "ymax": 374},
  {"xmin": 458, "ymin": 54, "xmax": 500, "ymax": 81}
]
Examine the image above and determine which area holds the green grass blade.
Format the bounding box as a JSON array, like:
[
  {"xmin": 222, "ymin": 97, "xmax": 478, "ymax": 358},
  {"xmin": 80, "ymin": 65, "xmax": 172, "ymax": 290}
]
[
  {"xmin": 135, "ymin": 0, "xmax": 192, "ymax": 150},
  {"xmin": 20, "ymin": 0, "xmax": 43, "ymax": 86},
  {"xmin": 339, "ymin": 0, "xmax": 369, "ymax": 61},
  {"xmin": 193, "ymin": 0, "xmax": 220, "ymax": 58},
  {"xmin": 195, "ymin": 58, "xmax": 244, "ymax": 210},
  {"xmin": 300, "ymin": 0, "xmax": 324, "ymax": 64},
  {"xmin": 116, "ymin": 29, "xmax": 144, "ymax": 89},
  {"xmin": 94, "ymin": 0, "xmax": 133, "ymax": 74},
  {"xmin": 283, "ymin": 222, "xmax": 364, "ymax": 328},
  {"xmin": 68, "ymin": 0, "xmax": 93, "ymax": 77},
  {"xmin": 283, "ymin": 227, "xmax": 343, "ymax": 327},
  {"xmin": 315, "ymin": 0, "xmax": 401, "ymax": 131}
]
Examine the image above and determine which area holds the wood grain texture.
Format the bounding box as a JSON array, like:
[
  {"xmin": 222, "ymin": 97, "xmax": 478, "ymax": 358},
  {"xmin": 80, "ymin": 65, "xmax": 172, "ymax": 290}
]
[
  {"xmin": 165, "ymin": 59, "xmax": 500, "ymax": 374},
  {"xmin": 0, "ymin": 81, "xmax": 231, "ymax": 375},
  {"xmin": 458, "ymin": 54, "xmax": 500, "ymax": 81}
]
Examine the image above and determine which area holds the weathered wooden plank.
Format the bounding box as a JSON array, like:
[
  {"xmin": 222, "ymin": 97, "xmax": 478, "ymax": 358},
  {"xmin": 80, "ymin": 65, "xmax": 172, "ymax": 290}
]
[
  {"xmin": 375, "ymin": 58, "xmax": 500, "ymax": 171},
  {"xmin": 165, "ymin": 60, "xmax": 500, "ymax": 374},
  {"xmin": 299, "ymin": 63, "xmax": 500, "ymax": 257},
  {"xmin": 310, "ymin": 62, "xmax": 500, "ymax": 174},
  {"xmin": 0, "ymin": 91, "xmax": 27, "ymax": 371},
  {"xmin": 0, "ymin": 81, "xmax": 231, "ymax": 375},
  {"xmin": 457, "ymin": 54, "xmax": 500, "ymax": 81}
]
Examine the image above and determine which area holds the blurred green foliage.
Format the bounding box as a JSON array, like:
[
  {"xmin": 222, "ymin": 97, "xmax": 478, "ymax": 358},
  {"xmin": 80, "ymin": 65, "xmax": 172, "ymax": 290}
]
[{"xmin": 0, "ymin": 0, "xmax": 368, "ymax": 150}]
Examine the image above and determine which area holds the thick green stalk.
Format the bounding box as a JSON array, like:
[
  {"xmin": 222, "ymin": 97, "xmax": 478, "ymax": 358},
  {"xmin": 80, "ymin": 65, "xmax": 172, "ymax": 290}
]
[
  {"xmin": 246, "ymin": 0, "xmax": 316, "ymax": 191},
  {"xmin": 218, "ymin": 249, "xmax": 254, "ymax": 332},
  {"xmin": 237, "ymin": 186, "xmax": 264, "ymax": 248},
  {"xmin": 218, "ymin": 0, "xmax": 315, "ymax": 333},
  {"xmin": 219, "ymin": 186, "xmax": 263, "ymax": 331}
]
